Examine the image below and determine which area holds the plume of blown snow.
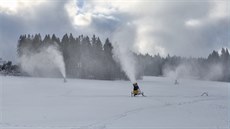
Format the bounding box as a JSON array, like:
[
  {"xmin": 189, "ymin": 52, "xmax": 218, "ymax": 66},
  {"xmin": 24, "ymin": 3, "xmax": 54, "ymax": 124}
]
[
  {"xmin": 113, "ymin": 42, "xmax": 137, "ymax": 83},
  {"xmin": 163, "ymin": 63, "xmax": 194, "ymax": 80},
  {"xmin": 112, "ymin": 23, "xmax": 137, "ymax": 83},
  {"xmin": 163, "ymin": 61, "xmax": 224, "ymax": 81},
  {"xmin": 205, "ymin": 63, "xmax": 223, "ymax": 81},
  {"xmin": 20, "ymin": 44, "xmax": 66, "ymax": 78}
]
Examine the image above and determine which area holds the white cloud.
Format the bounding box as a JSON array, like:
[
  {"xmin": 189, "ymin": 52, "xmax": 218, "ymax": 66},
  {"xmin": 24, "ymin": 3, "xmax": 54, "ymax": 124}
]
[
  {"xmin": 0, "ymin": 0, "xmax": 18, "ymax": 14},
  {"xmin": 185, "ymin": 19, "xmax": 201, "ymax": 27},
  {"xmin": 134, "ymin": 20, "xmax": 167, "ymax": 56},
  {"xmin": 65, "ymin": 0, "xmax": 92, "ymax": 27},
  {"xmin": 209, "ymin": 1, "xmax": 228, "ymax": 19},
  {"xmin": 0, "ymin": 0, "xmax": 46, "ymax": 15},
  {"xmin": 73, "ymin": 13, "xmax": 92, "ymax": 26}
]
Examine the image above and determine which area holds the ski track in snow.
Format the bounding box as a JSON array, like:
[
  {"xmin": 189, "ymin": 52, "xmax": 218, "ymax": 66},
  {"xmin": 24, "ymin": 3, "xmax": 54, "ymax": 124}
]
[
  {"xmin": 0, "ymin": 96, "xmax": 226, "ymax": 129},
  {"xmin": 80, "ymin": 96, "xmax": 227, "ymax": 129},
  {"xmin": 0, "ymin": 97, "xmax": 228, "ymax": 129}
]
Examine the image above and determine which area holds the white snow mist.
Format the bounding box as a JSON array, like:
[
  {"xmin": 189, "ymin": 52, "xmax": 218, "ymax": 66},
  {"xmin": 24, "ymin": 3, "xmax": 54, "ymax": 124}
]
[
  {"xmin": 163, "ymin": 63, "xmax": 193, "ymax": 80},
  {"xmin": 112, "ymin": 24, "xmax": 137, "ymax": 83},
  {"xmin": 163, "ymin": 62, "xmax": 224, "ymax": 81},
  {"xmin": 113, "ymin": 43, "xmax": 137, "ymax": 83},
  {"xmin": 20, "ymin": 44, "xmax": 66, "ymax": 78}
]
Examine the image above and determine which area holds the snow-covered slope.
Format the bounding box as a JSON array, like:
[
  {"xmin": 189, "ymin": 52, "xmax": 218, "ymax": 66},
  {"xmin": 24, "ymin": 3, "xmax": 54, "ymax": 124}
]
[{"xmin": 0, "ymin": 76, "xmax": 229, "ymax": 129}]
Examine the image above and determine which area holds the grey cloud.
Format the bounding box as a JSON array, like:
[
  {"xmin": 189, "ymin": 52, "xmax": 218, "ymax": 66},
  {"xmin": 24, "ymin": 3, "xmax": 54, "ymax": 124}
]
[
  {"xmin": 132, "ymin": 1, "xmax": 228, "ymax": 57},
  {"xmin": 0, "ymin": 0, "xmax": 229, "ymax": 62},
  {"xmin": 0, "ymin": 1, "xmax": 75, "ymax": 62}
]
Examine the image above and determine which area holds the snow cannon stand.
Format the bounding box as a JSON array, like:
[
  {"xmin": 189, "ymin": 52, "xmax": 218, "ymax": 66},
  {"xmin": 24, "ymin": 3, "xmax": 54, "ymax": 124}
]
[
  {"xmin": 131, "ymin": 82, "xmax": 145, "ymax": 97},
  {"xmin": 63, "ymin": 77, "xmax": 67, "ymax": 83}
]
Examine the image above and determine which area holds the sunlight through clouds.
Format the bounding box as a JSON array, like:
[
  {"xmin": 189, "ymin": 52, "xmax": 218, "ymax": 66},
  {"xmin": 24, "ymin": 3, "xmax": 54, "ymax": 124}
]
[
  {"xmin": 185, "ymin": 19, "xmax": 201, "ymax": 27},
  {"xmin": 65, "ymin": 0, "xmax": 92, "ymax": 27},
  {"xmin": 0, "ymin": 0, "xmax": 46, "ymax": 15}
]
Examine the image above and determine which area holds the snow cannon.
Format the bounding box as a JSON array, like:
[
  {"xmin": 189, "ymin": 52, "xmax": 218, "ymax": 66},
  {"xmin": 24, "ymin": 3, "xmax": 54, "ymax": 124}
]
[
  {"xmin": 131, "ymin": 82, "xmax": 145, "ymax": 97},
  {"xmin": 174, "ymin": 79, "xmax": 179, "ymax": 85}
]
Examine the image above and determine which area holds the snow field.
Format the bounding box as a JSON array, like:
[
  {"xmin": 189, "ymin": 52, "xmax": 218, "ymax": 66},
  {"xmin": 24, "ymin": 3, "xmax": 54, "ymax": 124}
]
[{"xmin": 0, "ymin": 76, "xmax": 229, "ymax": 129}]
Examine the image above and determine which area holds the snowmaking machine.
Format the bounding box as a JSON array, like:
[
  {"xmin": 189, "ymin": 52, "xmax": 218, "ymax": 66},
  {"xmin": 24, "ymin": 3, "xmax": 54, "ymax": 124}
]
[{"xmin": 131, "ymin": 82, "xmax": 145, "ymax": 97}]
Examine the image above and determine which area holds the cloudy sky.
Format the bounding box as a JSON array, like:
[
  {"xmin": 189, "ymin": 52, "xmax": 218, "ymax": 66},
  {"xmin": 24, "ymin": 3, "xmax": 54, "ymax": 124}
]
[{"xmin": 0, "ymin": 0, "xmax": 229, "ymax": 62}]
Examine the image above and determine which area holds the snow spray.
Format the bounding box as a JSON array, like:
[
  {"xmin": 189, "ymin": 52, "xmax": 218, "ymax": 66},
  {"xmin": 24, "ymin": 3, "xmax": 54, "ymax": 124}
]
[
  {"xmin": 20, "ymin": 44, "xmax": 66, "ymax": 79},
  {"xmin": 112, "ymin": 23, "xmax": 137, "ymax": 83},
  {"xmin": 113, "ymin": 43, "xmax": 137, "ymax": 83},
  {"xmin": 163, "ymin": 62, "xmax": 224, "ymax": 81},
  {"xmin": 45, "ymin": 45, "xmax": 67, "ymax": 81}
]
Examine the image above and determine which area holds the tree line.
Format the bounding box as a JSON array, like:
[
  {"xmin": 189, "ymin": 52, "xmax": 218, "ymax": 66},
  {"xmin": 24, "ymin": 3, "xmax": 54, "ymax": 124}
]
[
  {"xmin": 0, "ymin": 59, "xmax": 20, "ymax": 76},
  {"xmin": 137, "ymin": 49, "xmax": 230, "ymax": 82},
  {"xmin": 17, "ymin": 34, "xmax": 128, "ymax": 80},
  {"xmin": 16, "ymin": 33, "xmax": 230, "ymax": 82}
]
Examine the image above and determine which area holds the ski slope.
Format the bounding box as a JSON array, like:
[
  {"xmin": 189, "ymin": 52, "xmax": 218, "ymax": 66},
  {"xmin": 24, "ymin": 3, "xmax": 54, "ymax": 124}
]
[{"xmin": 0, "ymin": 76, "xmax": 229, "ymax": 129}]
